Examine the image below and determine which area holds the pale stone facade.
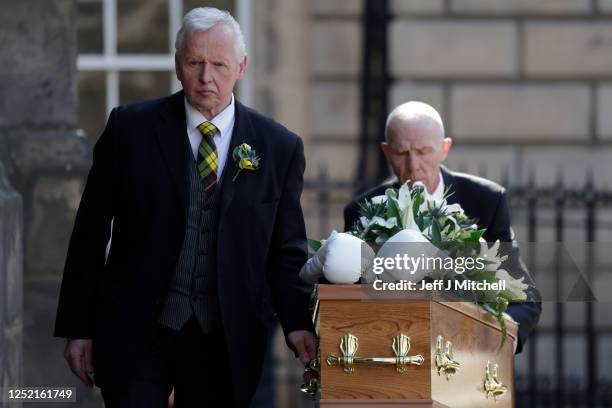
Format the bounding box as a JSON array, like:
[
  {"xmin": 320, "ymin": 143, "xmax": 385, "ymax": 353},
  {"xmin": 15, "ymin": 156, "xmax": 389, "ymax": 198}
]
[
  {"xmin": 264, "ymin": 0, "xmax": 612, "ymax": 240},
  {"xmin": 0, "ymin": 0, "xmax": 98, "ymax": 403},
  {"xmin": 0, "ymin": 163, "xmax": 23, "ymax": 408}
]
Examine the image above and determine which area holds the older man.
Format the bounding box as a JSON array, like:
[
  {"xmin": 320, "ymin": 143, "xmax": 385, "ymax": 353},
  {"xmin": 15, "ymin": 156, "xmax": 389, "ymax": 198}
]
[
  {"xmin": 55, "ymin": 7, "xmax": 316, "ymax": 407},
  {"xmin": 344, "ymin": 101, "xmax": 541, "ymax": 354}
]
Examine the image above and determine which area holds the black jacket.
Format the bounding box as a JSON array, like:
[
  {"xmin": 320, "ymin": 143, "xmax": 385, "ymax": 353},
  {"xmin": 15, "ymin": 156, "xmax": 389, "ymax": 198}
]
[
  {"xmin": 54, "ymin": 91, "xmax": 314, "ymax": 406},
  {"xmin": 343, "ymin": 166, "xmax": 541, "ymax": 353}
]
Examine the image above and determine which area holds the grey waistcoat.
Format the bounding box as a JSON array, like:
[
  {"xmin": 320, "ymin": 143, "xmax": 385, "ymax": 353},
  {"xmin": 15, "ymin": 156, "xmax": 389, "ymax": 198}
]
[{"xmin": 158, "ymin": 143, "xmax": 223, "ymax": 333}]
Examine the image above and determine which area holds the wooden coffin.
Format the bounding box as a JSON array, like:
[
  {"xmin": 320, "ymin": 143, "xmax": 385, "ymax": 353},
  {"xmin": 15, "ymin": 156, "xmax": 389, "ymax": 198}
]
[{"xmin": 317, "ymin": 284, "xmax": 518, "ymax": 408}]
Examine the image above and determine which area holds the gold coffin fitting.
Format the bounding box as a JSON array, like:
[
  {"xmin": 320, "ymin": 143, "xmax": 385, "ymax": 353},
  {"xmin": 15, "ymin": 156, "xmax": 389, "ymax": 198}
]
[
  {"xmin": 484, "ymin": 360, "xmax": 509, "ymax": 401},
  {"xmin": 434, "ymin": 335, "xmax": 461, "ymax": 380},
  {"xmin": 326, "ymin": 333, "xmax": 425, "ymax": 374}
]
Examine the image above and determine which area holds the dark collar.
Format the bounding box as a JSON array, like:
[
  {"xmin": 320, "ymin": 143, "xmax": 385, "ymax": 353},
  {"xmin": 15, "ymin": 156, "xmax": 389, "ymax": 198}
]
[{"xmin": 440, "ymin": 165, "xmax": 461, "ymax": 205}]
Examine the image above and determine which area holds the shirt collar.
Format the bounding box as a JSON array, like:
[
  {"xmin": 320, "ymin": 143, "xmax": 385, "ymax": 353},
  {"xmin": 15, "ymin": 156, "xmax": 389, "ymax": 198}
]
[
  {"xmin": 184, "ymin": 94, "xmax": 235, "ymax": 140},
  {"xmin": 390, "ymin": 171, "xmax": 445, "ymax": 199},
  {"xmin": 430, "ymin": 171, "xmax": 445, "ymax": 200}
]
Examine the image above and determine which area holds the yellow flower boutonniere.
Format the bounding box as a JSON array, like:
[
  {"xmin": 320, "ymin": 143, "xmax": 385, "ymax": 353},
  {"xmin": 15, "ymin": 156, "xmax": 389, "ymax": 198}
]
[{"xmin": 232, "ymin": 143, "xmax": 260, "ymax": 182}]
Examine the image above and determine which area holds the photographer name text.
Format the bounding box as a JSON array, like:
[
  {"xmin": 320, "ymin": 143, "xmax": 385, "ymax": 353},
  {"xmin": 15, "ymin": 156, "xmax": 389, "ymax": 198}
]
[{"xmin": 372, "ymin": 279, "xmax": 506, "ymax": 291}]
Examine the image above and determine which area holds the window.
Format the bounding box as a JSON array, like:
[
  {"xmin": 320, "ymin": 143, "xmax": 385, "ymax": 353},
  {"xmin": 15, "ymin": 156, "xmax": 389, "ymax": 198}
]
[{"xmin": 77, "ymin": 0, "xmax": 250, "ymax": 142}]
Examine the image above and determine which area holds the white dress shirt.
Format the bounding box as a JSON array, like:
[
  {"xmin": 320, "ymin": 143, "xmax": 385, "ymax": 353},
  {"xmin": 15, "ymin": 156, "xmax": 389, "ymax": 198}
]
[
  {"xmin": 429, "ymin": 171, "xmax": 445, "ymax": 201},
  {"xmin": 184, "ymin": 95, "xmax": 235, "ymax": 181}
]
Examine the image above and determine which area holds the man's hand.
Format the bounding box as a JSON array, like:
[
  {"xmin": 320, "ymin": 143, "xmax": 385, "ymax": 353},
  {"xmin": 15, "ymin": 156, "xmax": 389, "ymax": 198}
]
[
  {"xmin": 64, "ymin": 339, "xmax": 94, "ymax": 387},
  {"xmin": 287, "ymin": 330, "xmax": 317, "ymax": 364}
]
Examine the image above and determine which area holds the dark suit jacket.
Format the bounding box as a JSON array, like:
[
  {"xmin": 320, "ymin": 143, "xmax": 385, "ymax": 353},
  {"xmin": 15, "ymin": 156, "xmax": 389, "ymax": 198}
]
[
  {"xmin": 54, "ymin": 91, "xmax": 314, "ymax": 406},
  {"xmin": 343, "ymin": 166, "xmax": 541, "ymax": 353}
]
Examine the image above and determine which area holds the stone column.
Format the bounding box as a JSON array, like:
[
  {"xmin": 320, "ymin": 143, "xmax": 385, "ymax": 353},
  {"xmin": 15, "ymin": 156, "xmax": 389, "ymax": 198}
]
[
  {"xmin": 0, "ymin": 0, "xmax": 90, "ymax": 278},
  {"xmin": 0, "ymin": 0, "xmax": 97, "ymax": 400},
  {"xmin": 0, "ymin": 162, "xmax": 23, "ymax": 407}
]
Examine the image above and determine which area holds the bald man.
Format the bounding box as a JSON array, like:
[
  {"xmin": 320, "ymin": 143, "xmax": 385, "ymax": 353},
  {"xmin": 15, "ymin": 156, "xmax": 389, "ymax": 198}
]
[{"xmin": 343, "ymin": 101, "xmax": 541, "ymax": 354}]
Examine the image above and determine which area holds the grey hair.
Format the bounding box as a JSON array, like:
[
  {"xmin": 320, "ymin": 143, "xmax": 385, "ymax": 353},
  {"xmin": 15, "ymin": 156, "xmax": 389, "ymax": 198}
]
[
  {"xmin": 175, "ymin": 7, "xmax": 247, "ymax": 60},
  {"xmin": 385, "ymin": 101, "xmax": 445, "ymax": 143}
]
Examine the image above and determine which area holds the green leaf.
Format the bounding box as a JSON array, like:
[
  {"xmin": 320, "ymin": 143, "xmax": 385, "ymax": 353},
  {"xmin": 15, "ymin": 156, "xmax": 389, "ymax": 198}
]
[
  {"xmin": 495, "ymin": 296, "xmax": 510, "ymax": 313},
  {"xmin": 308, "ymin": 239, "xmax": 324, "ymax": 252},
  {"xmin": 357, "ymin": 199, "xmax": 386, "ymax": 220},
  {"xmin": 479, "ymin": 301, "xmax": 509, "ymax": 349},
  {"xmin": 431, "ymin": 219, "xmax": 442, "ymax": 245},
  {"xmin": 385, "ymin": 191, "xmax": 402, "ymax": 228},
  {"xmin": 375, "ymin": 233, "xmax": 390, "ymax": 245},
  {"xmin": 441, "ymin": 223, "xmax": 453, "ymax": 237},
  {"xmin": 232, "ymin": 146, "xmax": 241, "ymax": 161},
  {"xmin": 412, "ymin": 192, "xmax": 424, "ymax": 219},
  {"xmin": 462, "ymin": 229, "xmax": 486, "ymax": 246},
  {"xmin": 415, "ymin": 213, "xmax": 425, "ymax": 231},
  {"xmin": 384, "ymin": 188, "xmax": 398, "ymax": 200}
]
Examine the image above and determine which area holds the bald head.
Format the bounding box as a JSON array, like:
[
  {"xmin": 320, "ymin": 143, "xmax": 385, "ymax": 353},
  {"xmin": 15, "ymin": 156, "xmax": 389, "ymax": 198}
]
[
  {"xmin": 380, "ymin": 101, "xmax": 452, "ymax": 193},
  {"xmin": 385, "ymin": 101, "xmax": 445, "ymax": 147}
]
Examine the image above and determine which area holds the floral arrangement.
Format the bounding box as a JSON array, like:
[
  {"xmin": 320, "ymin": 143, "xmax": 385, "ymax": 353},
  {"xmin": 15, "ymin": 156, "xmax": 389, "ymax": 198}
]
[{"xmin": 301, "ymin": 181, "xmax": 530, "ymax": 344}]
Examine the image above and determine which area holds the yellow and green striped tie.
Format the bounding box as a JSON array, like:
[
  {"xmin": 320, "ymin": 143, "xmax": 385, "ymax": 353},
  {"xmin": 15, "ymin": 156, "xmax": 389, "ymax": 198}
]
[{"xmin": 196, "ymin": 121, "xmax": 219, "ymax": 192}]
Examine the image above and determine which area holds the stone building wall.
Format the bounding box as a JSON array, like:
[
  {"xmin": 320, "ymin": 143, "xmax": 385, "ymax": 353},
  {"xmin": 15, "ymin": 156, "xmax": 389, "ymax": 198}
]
[
  {"xmin": 295, "ymin": 0, "xmax": 612, "ymax": 239},
  {"xmin": 0, "ymin": 0, "xmax": 98, "ymax": 402},
  {"xmin": 0, "ymin": 162, "xmax": 23, "ymax": 407},
  {"xmin": 303, "ymin": 0, "xmax": 364, "ymax": 237},
  {"xmin": 0, "ymin": 0, "xmax": 90, "ymax": 280},
  {"xmin": 389, "ymin": 0, "xmax": 612, "ymax": 188}
]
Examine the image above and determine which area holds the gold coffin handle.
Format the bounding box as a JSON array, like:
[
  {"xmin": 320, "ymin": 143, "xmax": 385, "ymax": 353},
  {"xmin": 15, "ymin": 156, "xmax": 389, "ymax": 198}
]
[
  {"xmin": 300, "ymin": 357, "xmax": 320, "ymax": 399},
  {"xmin": 326, "ymin": 333, "xmax": 425, "ymax": 374},
  {"xmin": 434, "ymin": 335, "xmax": 461, "ymax": 380},
  {"xmin": 484, "ymin": 360, "xmax": 509, "ymax": 401}
]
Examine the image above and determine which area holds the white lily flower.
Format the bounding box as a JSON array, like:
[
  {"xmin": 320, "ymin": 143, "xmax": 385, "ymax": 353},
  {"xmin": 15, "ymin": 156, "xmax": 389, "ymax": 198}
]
[
  {"xmin": 371, "ymin": 195, "xmax": 387, "ymax": 205},
  {"xmin": 387, "ymin": 218, "xmax": 400, "ymax": 228},
  {"xmin": 478, "ymin": 238, "xmax": 502, "ymax": 272},
  {"xmin": 397, "ymin": 182, "xmax": 412, "ymax": 212},
  {"xmin": 442, "ymin": 214, "xmax": 461, "ymax": 235},
  {"xmin": 404, "ymin": 215, "xmax": 421, "ymax": 232},
  {"xmin": 496, "ymin": 269, "xmax": 529, "ymax": 300},
  {"xmin": 359, "ymin": 216, "xmax": 369, "ymax": 229},
  {"xmin": 444, "ymin": 202, "xmax": 464, "ymax": 215},
  {"xmin": 360, "ymin": 215, "xmax": 397, "ymax": 230},
  {"xmin": 370, "ymin": 216, "xmax": 397, "ymax": 229},
  {"xmin": 399, "ymin": 204, "xmax": 421, "ymax": 232}
]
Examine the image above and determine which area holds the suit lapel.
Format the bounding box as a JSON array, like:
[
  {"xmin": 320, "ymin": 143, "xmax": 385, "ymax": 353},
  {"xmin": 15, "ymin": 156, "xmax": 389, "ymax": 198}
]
[
  {"xmin": 219, "ymin": 99, "xmax": 256, "ymax": 219},
  {"xmin": 155, "ymin": 91, "xmax": 190, "ymax": 218}
]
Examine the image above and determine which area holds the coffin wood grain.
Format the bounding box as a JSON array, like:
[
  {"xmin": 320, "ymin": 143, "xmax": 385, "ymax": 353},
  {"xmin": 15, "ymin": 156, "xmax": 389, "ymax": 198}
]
[{"xmin": 318, "ymin": 285, "xmax": 517, "ymax": 407}]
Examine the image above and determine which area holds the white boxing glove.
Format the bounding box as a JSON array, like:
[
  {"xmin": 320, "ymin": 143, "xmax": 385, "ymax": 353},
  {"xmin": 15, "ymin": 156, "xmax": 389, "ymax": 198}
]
[
  {"xmin": 323, "ymin": 232, "xmax": 374, "ymax": 284},
  {"xmin": 299, "ymin": 231, "xmax": 336, "ymax": 284}
]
